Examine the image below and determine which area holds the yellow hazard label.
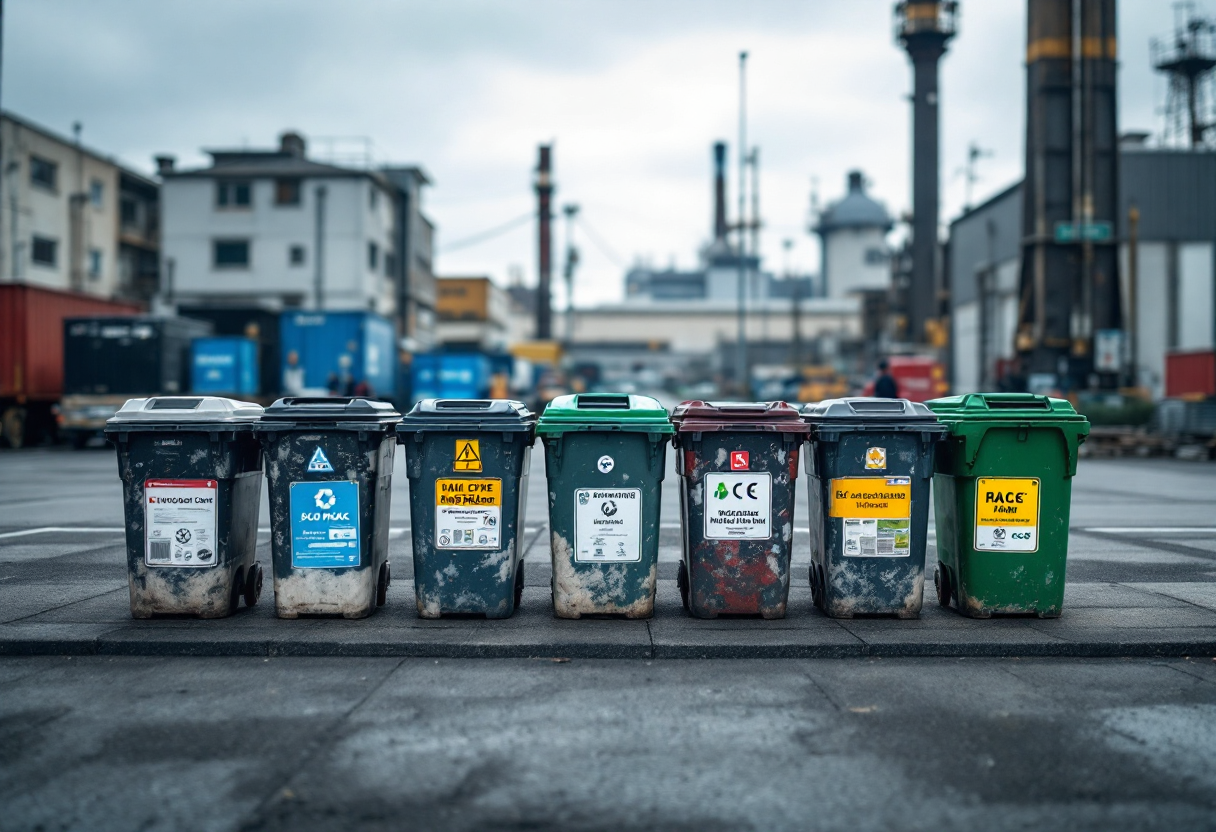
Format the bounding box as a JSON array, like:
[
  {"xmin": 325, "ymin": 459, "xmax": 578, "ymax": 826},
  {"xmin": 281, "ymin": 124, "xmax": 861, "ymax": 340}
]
[
  {"xmin": 436, "ymin": 478, "xmax": 501, "ymax": 506},
  {"xmin": 975, "ymin": 478, "xmax": 1039, "ymax": 527},
  {"xmin": 865, "ymin": 447, "xmax": 886, "ymax": 469},
  {"xmin": 829, "ymin": 477, "xmax": 911, "ymax": 519},
  {"xmin": 454, "ymin": 439, "xmax": 482, "ymax": 472}
]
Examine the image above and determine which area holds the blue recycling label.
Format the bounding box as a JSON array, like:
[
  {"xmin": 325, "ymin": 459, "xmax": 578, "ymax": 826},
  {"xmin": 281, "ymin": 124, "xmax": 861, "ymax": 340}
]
[
  {"xmin": 290, "ymin": 480, "xmax": 360, "ymax": 568},
  {"xmin": 307, "ymin": 447, "xmax": 334, "ymax": 473}
]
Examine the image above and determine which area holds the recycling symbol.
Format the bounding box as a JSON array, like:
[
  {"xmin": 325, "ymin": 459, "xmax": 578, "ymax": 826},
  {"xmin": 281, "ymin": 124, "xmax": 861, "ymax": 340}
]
[
  {"xmin": 714, "ymin": 482, "xmax": 729, "ymax": 500},
  {"xmin": 993, "ymin": 528, "xmax": 1006, "ymax": 540},
  {"xmin": 314, "ymin": 488, "xmax": 337, "ymax": 510},
  {"xmin": 175, "ymin": 528, "xmax": 191, "ymax": 544},
  {"xmin": 600, "ymin": 500, "xmax": 618, "ymax": 517}
]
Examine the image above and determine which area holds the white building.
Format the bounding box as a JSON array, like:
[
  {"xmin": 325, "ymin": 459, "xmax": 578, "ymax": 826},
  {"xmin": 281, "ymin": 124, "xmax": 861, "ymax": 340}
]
[
  {"xmin": 0, "ymin": 112, "xmax": 158, "ymax": 301},
  {"xmin": 812, "ymin": 171, "xmax": 894, "ymax": 299}
]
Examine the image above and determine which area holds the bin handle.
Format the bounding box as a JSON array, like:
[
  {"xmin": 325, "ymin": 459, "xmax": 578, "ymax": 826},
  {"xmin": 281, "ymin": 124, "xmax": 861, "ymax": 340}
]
[
  {"xmin": 149, "ymin": 397, "xmax": 203, "ymax": 410},
  {"xmin": 575, "ymin": 394, "xmax": 631, "ymax": 410},
  {"xmin": 965, "ymin": 393, "xmax": 1052, "ymax": 410},
  {"xmin": 436, "ymin": 399, "xmax": 494, "ymax": 410},
  {"xmin": 847, "ymin": 400, "xmax": 906, "ymax": 413}
]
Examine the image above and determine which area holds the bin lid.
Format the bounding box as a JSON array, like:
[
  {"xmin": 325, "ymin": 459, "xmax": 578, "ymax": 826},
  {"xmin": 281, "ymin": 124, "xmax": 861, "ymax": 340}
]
[
  {"xmin": 536, "ymin": 393, "xmax": 674, "ymax": 436},
  {"xmin": 925, "ymin": 393, "xmax": 1087, "ymax": 422},
  {"xmin": 257, "ymin": 397, "xmax": 400, "ymax": 428},
  {"xmin": 800, "ymin": 397, "xmax": 942, "ymax": 425},
  {"xmin": 105, "ymin": 396, "xmax": 263, "ymax": 431},
  {"xmin": 397, "ymin": 399, "xmax": 536, "ymax": 435},
  {"xmin": 671, "ymin": 401, "xmax": 809, "ymax": 435}
]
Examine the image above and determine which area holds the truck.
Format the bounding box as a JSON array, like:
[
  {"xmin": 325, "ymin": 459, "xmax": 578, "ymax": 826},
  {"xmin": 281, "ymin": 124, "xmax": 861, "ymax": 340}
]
[
  {"xmin": 861, "ymin": 355, "xmax": 949, "ymax": 402},
  {"xmin": 177, "ymin": 305, "xmax": 282, "ymax": 398},
  {"xmin": 59, "ymin": 315, "xmax": 213, "ymax": 446},
  {"xmin": 279, "ymin": 310, "xmax": 397, "ymax": 399},
  {"xmin": 410, "ymin": 353, "xmax": 493, "ymax": 402},
  {"xmin": 0, "ymin": 284, "xmax": 141, "ymax": 448}
]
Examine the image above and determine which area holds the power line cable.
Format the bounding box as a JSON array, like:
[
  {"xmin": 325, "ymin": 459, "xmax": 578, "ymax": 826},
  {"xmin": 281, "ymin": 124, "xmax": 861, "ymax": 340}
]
[
  {"xmin": 574, "ymin": 215, "xmax": 626, "ymax": 269},
  {"xmin": 439, "ymin": 211, "xmax": 533, "ymax": 253}
]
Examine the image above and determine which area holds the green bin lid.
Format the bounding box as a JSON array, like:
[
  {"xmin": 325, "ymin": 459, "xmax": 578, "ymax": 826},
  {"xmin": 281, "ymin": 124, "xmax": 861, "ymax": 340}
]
[
  {"xmin": 925, "ymin": 393, "xmax": 1088, "ymax": 422},
  {"xmin": 396, "ymin": 399, "xmax": 536, "ymax": 439},
  {"xmin": 536, "ymin": 393, "xmax": 674, "ymax": 436}
]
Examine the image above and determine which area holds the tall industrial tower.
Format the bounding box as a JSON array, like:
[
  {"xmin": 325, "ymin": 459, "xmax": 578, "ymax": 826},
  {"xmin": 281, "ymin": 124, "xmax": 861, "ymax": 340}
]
[
  {"xmin": 1152, "ymin": 5, "xmax": 1216, "ymax": 148},
  {"xmin": 895, "ymin": 0, "xmax": 958, "ymax": 346},
  {"xmin": 1017, "ymin": 0, "xmax": 1121, "ymax": 389}
]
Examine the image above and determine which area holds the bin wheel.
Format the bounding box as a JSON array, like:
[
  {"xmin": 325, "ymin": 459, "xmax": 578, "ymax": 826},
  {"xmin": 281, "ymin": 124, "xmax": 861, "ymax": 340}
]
[
  {"xmin": 809, "ymin": 564, "xmax": 822, "ymax": 608},
  {"xmin": 376, "ymin": 563, "xmax": 389, "ymax": 607},
  {"xmin": 244, "ymin": 563, "xmax": 263, "ymax": 607},
  {"xmin": 676, "ymin": 561, "xmax": 690, "ymax": 612},
  {"xmin": 230, "ymin": 566, "xmax": 246, "ymax": 612},
  {"xmin": 514, "ymin": 561, "xmax": 525, "ymax": 610},
  {"xmin": 935, "ymin": 565, "xmax": 950, "ymax": 609}
]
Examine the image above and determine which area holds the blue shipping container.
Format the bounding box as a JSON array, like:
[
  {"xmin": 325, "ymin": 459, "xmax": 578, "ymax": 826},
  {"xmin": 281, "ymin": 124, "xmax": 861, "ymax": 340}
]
[
  {"xmin": 191, "ymin": 337, "xmax": 259, "ymax": 395},
  {"xmin": 410, "ymin": 353, "xmax": 491, "ymax": 402},
  {"xmin": 279, "ymin": 311, "xmax": 396, "ymax": 398}
]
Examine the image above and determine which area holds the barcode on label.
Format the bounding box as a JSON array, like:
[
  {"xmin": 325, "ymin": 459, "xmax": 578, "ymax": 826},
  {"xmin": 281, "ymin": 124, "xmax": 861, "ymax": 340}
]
[
  {"xmin": 877, "ymin": 538, "xmax": 895, "ymax": 555},
  {"xmin": 149, "ymin": 541, "xmax": 171, "ymax": 562},
  {"xmin": 860, "ymin": 537, "xmax": 877, "ymax": 556}
]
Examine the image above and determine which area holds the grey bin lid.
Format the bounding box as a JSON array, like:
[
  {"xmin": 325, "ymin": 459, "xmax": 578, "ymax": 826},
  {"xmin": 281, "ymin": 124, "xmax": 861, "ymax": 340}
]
[
  {"xmin": 105, "ymin": 396, "xmax": 263, "ymax": 431},
  {"xmin": 800, "ymin": 397, "xmax": 943, "ymax": 425},
  {"xmin": 257, "ymin": 396, "xmax": 400, "ymax": 426}
]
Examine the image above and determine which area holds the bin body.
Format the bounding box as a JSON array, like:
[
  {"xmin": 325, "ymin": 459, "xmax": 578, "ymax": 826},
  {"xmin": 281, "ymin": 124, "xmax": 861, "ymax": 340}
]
[
  {"xmin": 803, "ymin": 398, "xmax": 946, "ymax": 618},
  {"xmin": 671, "ymin": 401, "xmax": 810, "ymax": 619},
  {"xmin": 105, "ymin": 397, "xmax": 264, "ymax": 618},
  {"xmin": 536, "ymin": 394, "xmax": 673, "ymax": 619},
  {"xmin": 927, "ymin": 393, "xmax": 1089, "ymax": 618},
  {"xmin": 398, "ymin": 399, "xmax": 536, "ymax": 618},
  {"xmin": 256, "ymin": 397, "xmax": 400, "ymax": 619}
]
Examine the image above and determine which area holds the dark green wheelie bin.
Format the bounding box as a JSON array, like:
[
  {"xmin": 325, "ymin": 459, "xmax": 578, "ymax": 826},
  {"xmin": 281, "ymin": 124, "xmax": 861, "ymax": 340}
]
[
  {"xmin": 802, "ymin": 398, "xmax": 946, "ymax": 618},
  {"xmin": 536, "ymin": 393, "xmax": 673, "ymax": 619},
  {"xmin": 927, "ymin": 393, "xmax": 1090, "ymax": 618},
  {"xmin": 254, "ymin": 397, "xmax": 400, "ymax": 619},
  {"xmin": 397, "ymin": 399, "xmax": 537, "ymax": 619},
  {"xmin": 105, "ymin": 396, "xmax": 265, "ymax": 619}
]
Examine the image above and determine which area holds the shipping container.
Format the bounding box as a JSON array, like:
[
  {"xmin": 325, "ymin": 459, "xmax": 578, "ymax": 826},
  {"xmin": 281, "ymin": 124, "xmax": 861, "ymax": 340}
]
[
  {"xmin": 410, "ymin": 353, "xmax": 492, "ymax": 402},
  {"xmin": 177, "ymin": 305, "xmax": 281, "ymax": 397},
  {"xmin": 192, "ymin": 337, "xmax": 260, "ymax": 396},
  {"xmin": 0, "ymin": 284, "xmax": 141, "ymax": 447},
  {"xmin": 1165, "ymin": 349, "xmax": 1216, "ymax": 400},
  {"xmin": 279, "ymin": 310, "xmax": 397, "ymax": 399}
]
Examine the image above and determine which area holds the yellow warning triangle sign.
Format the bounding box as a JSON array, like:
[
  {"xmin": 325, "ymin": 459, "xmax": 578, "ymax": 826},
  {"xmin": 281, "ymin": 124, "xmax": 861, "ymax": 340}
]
[{"xmin": 454, "ymin": 439, "xmax": 482, "ymax": 471}]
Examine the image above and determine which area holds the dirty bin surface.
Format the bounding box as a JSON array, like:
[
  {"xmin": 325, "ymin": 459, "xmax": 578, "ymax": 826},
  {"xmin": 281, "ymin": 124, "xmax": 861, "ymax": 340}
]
[
  {"xmin": 536, "ymin": 394, "xmax": 673, "ymax": 619},
  {"xmin": 671, "ymin": 401, "xmax": 810, "ymax": 619},
  {"xmin": 398, "ymin": 398, "xmax": 536, "ymax": 619},
  {"xmin": 105, "ymin": 396, "xmax": 264, "ymax": 619},
  {"xmin": 927, "ymin": 393, "xmax": 1090, "ymax": 618}
]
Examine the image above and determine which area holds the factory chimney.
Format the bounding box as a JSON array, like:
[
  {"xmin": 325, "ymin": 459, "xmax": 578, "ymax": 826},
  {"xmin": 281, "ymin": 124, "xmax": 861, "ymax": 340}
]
[
  {"xmin": 713, "ymin": 141, "xmax": 728, "ymax": 242},
  {"xmin": 895, "ymin": 0, "xmax": 958, "ymax": 346},
  {"xmin": 535, "ymin": 145, "xmax": 554, "ymax": 340}
]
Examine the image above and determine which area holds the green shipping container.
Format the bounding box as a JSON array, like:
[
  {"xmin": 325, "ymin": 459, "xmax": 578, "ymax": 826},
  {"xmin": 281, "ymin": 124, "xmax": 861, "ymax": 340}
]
[
  {"xmin": 536, "ymin": 394, "xmax": 673, "ymax": 619},
  {"xmin": 927, "ymin": 393, "xmax": 1089, "ymax": 618}
]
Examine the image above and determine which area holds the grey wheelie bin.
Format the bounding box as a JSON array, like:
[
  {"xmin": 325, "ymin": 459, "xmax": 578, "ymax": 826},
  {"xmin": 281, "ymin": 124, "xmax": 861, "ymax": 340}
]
[
  {"xmin": 105, "ymin": 396, "xmax": 265, "ymax": 619},
  {"xmin": 397, "ymin": 399, "xmax": 537, "ymax": 619},
  {"xmin": 255, "ymin": 397, "xmax": 400, "ymax": 619},
  {"xmin": 802, "ymin": 398, "xmax": 946, "ymax": 618}
]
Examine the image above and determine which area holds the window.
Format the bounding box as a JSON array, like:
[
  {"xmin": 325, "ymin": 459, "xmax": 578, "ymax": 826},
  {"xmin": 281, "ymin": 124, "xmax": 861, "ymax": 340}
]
[
  {"xmin": 213, "ymin": 239, "xmax": 250, "ymax": 268},
  {"xmin": 864, "ymin": 247, "xmax": 888, "ymax": 266},
  {"xmin": 32, "ymin": 236, "xmax": 58, "ymax": 267},
  {"xmin": 275, "ymin": 178, "xmax": 301, "ymax": 206},
  {"xmin": 120, "ymin": 197, "xmax": 138, "ymax": 227},
  {"xmin": 385, "ymin": 252, "xmax": 395, "ymax": 277},
  {"xmin": 369, "ymin": 187, "xmax": 378, "ymax": 210},
  {"xmin": 367, "ymin": 241, "xmax": 379, "ymax": 271},
  {"xmin": 289, "ymin": 245, "xmax": 306, "ymax": 266},
  {"xmin": 30, "ymin": 156, "xmax": 57, "ymax": 190},
  {"xmin": 90, "ymin": 179, "xmax": 105, "ymax": 208},
  {"xmin": 88, "ymin": 249, "xmax": 103, "ymax": 279},
  {"xmin": 216, "ymin": 181, "xmax": 252, "ymax": 208}
]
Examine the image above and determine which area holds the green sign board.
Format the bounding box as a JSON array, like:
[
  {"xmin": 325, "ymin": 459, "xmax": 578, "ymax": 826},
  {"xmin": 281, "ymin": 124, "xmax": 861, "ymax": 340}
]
[{"xmin": 1054, "ymin": 221, "xmax": 1113, "ymax": 243}]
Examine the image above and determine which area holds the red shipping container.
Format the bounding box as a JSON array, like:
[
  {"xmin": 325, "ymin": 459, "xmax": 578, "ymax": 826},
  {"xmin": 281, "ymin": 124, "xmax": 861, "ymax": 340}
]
[
  {"xmin": 1165, "ymin": 349, "xmax": 1216, "ymax": 400},
  {"xmin": 0, "ymin": 284, "xmax": 141, "ymax": 401},
  {"xmin": 861, "ymin": 356, "xmax": 950, "ymax": 402}
]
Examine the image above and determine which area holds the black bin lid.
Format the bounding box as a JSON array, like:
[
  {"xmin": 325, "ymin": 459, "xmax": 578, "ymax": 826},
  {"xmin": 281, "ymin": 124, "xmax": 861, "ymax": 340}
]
[
  {"xmin": 801, "ymin": 397, "xmax": 943, "ymax": 427},
  {"xmin": 397, "ymin": 399, "xmax": 536, "ymax": 437},
  {"xmin": 257, "ymin": 397, "xmax": 400, "ymax": 430}
]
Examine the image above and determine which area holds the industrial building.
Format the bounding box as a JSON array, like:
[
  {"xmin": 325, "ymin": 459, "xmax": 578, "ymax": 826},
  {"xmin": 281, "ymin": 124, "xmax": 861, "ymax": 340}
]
[
  {"xmin": 811, "ymin": 170, "xmax": 894, "ymax": 300},
  {"xmin": 435, "ymin": 275, "xmax": 510, "ymax": 351}
]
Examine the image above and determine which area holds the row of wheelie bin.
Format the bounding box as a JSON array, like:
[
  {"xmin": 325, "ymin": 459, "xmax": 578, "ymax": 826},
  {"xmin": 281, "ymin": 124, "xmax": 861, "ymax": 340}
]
[{"xmin": 105, "ymin": 392, "xmax": 1088, "ymax": 622}]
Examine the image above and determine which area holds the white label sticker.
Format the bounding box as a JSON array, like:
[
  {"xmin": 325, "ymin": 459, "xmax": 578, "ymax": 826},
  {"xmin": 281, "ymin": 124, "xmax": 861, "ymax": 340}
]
[
  {"xmin": 703, "ymin": 473, "xmax": 771, "ymax": 539},
  {"xmin": 144, "ymin": 479, "xmax": 219, "ymax": 567},
  {"xmin": 842, "ymin": 518, "xmax": 911, "ymax": 558},
  {"xmin": 596, "ymin": 455, "xmax": 615, "ymax": 474},
  {"xmin": 574, "ymin": 487, "xmax": 641, "ymax": 562}
]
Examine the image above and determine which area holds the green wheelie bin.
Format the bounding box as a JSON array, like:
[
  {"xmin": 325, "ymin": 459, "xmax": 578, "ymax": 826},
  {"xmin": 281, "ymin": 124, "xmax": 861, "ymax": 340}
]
[
  {"xmin": 927, "ymin": 393, "xmax": 1089, "ymax": 618},
  {"xmin": 536, "ymin": 393, "xmax": 673, "ymax": 619}
]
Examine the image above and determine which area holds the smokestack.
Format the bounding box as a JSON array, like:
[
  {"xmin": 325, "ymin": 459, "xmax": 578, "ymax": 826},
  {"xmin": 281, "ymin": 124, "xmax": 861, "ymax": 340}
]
[
  {"xmin": 279, "ymin": 131, "xmax": 306, "ymax": 158},
  {"xmin": 713, "ymin": 141, "xmax": 728, "ymax": 241},
  {"xmin": 155, "ymin": 155, "xmax": 176, "ymax": 176},
  {"xmin": 896, "ymin": 0, "xmax": 958, "ymax": 345},
  {"xmin": 535, "ymin": 145, "xmax": 554, "ymax": 340}
]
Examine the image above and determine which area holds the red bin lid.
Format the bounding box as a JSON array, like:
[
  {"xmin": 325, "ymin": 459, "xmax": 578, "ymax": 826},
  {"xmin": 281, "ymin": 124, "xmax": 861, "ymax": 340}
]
[{"xmin": 670, "ymin": 400, "xmax": 810, "ymax": 435}]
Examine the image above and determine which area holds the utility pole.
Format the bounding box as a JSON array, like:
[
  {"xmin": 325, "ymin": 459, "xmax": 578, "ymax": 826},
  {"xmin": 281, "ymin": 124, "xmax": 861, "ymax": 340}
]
[
  {"xmin": 785, "ymin": 239, "xmax": 801, "ymax": 368},
  {"xmin": 735, "ymin": 51, "xmax": 748, "ymax": 394},
  {"xmin": 562, "ymin": 203, "xmax": 580, "ymax": 346},
  {"xmin": 535, "ymin": 145, "xmax": 554, "ymax": 340},
  {"xmin": 314, "ymin": 185, "xmax": 327, "ymax": 310}
]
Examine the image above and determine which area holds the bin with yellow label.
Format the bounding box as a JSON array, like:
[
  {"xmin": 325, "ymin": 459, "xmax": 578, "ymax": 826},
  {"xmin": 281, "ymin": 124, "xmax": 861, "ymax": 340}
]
[
  {"xmin": 801, "ymin": 399, "xmax": 946, "ymax": 618},
  {"xmin": 926, "ymin": 393, "xmax": 1089, "ymax": 618},
  {"xmin": 397, "ymin": 399, "xmax": 536, "ymax": 618}
]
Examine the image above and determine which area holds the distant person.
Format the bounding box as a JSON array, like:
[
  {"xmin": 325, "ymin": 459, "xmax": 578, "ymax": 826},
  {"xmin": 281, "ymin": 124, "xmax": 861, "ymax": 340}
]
[
  {"xmin": 873, "ymin": 359, "xmax": 899, "ymax": 399},
  {"xmin": 326, "ymin": 372, "xmax": 341, "ymax": 396},
  {"xmin": 353, "ymin": 379, "xmax": 372, "ymax": 398},
  {"xmin": 282, "ymin": 351, "xmax": 305, "ymax": 397}
]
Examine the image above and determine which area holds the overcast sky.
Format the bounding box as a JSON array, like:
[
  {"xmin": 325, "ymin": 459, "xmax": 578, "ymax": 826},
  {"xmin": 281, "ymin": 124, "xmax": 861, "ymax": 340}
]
[{"xmin": 6, "ymin": 0, "xmax": 1191, "ymax": 306}]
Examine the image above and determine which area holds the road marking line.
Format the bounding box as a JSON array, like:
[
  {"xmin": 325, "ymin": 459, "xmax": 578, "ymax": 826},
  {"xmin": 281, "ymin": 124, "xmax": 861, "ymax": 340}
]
[
  {"xmin": 0, "ymin": 526, "xmax": 125, "ymax": 539},
  {"xmin": 1081, "ymin": 527, "xmax": 1216, "ymax": 534}
]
